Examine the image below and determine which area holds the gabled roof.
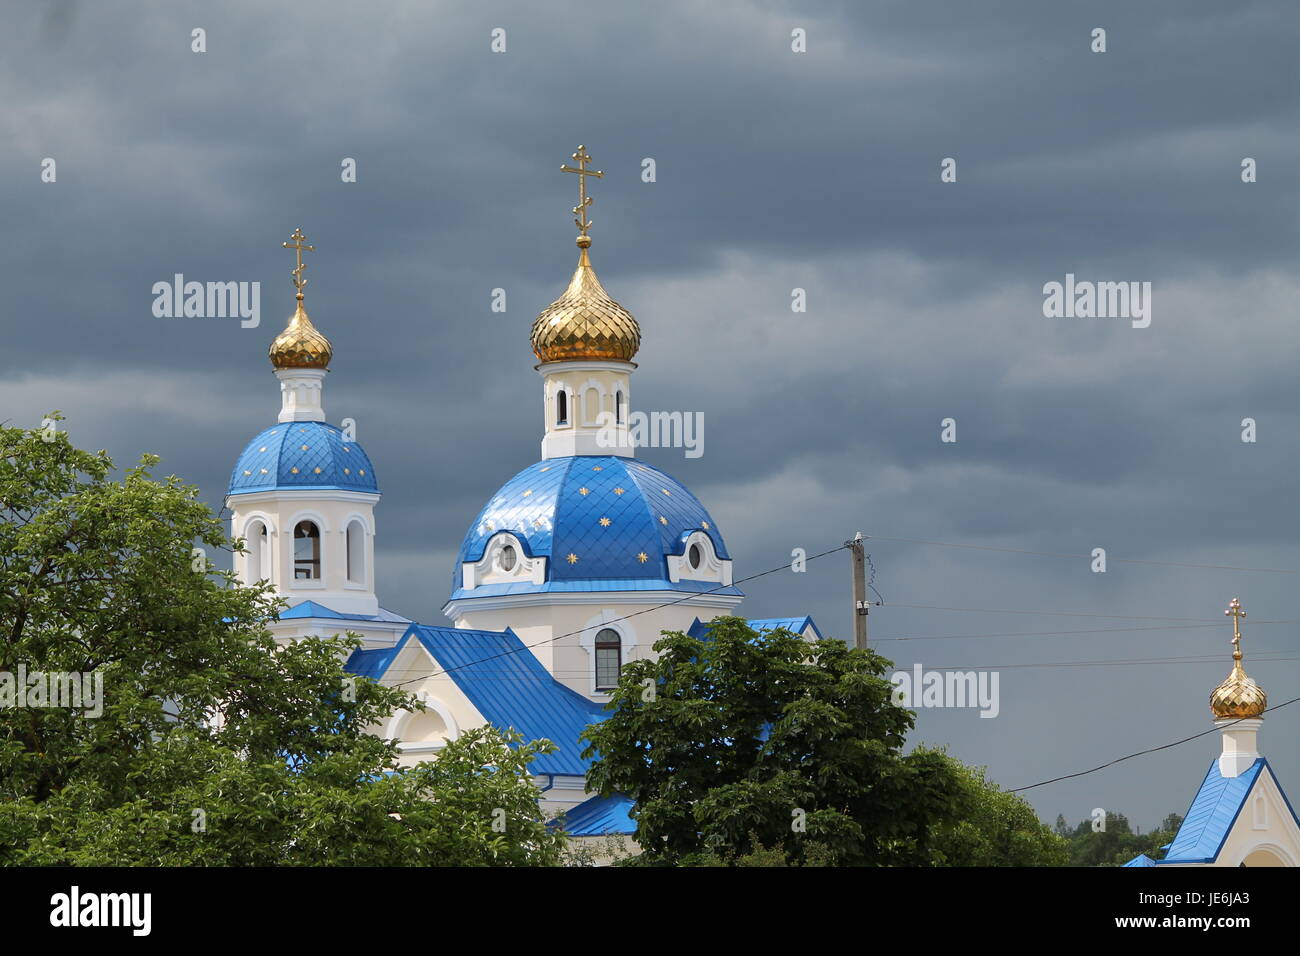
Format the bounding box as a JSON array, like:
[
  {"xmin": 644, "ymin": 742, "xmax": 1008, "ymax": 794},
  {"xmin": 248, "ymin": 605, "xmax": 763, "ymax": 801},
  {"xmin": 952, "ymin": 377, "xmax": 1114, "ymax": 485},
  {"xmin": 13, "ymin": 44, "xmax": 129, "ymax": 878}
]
[
  {"xmin": 343, "ymin": 623, "xmax": 607, "ymax": 778},
  {"xmin": 747, "ymin": 616, "xmax": 823, "ymax": 639},
  {"xmin": 687, "ymin": 615, "xmax": 824, "ymax": 641},
  {"xmin": 552, "ymin": 792, "xmax": 636, "ymax": 837},
  {"xmin": 279, "ymin": 600, "xmax": 410, "ymax": 623},
  {"xmin": 1122, "ymin": 853, "xmax": 1157, "ymax": 867},
  {"xmin": 1161, "ymin": 758, "xmax": 1268, "ymax": 864}
]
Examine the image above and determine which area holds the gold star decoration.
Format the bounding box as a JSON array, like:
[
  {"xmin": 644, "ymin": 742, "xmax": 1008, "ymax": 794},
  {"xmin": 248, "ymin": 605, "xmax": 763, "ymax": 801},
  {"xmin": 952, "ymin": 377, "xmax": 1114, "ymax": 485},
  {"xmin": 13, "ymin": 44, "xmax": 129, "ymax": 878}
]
[
  {"xmin": 637, "ymin": 552, "xmax": 649, "ymax": 563},
  {"xmin": 702, "ymin": 521, "xmax": 710, "ymax": 530},
  {"xmin": 243, "ymin": 470, "xmax": 251, "ymax": 476},
  {"xmin": 614, "ymin": 487, "xmax": 626, "ymax": 495},
  {"xmin": 301, "ymin": 445, "xmax": 310, "ymax": 451},
  {"xmin": 567, "ymin": 552, "xmax": 579, "ymax": 564},
  {"xmin": 486, "ymin": 521, "xmax": 495, "ymax": 531},
  {"xmin": 593, "ymin": 466, "xmax": 603, "ymax": 471},
  {"xmin": 259, "ymin": 446, "xmax": 267, "ymax": 452},
  {"xmin": 522, "ymin": 489, "xmax": 533, "ymax": 497},
  {"xmin": 540, "ymin": 466, "xmax": 550, "ymax": 472},
  {"xmin": 260, "ymin": 468, "xmax": 268, "ymax": 474},
  {"xmin": 291, "ymin": 467, "xmax": 299, "ymax": 474},
  {"xmin": 313, "ymin": 467, "xmax": 322, "ymax": 474},
  {"xmin": 359, "ymin": 470, "xmax": 365, "ymax": 476},
  {"xmin": 661, "ymin": 488, "xmax": 671, "ymax": 496},
  {"xmin": 659, "ymin": 516, "xmax": 668, "ymax": 525},
  {"xmin": 599, "ymin": 517, "xmax": 611, "ymax": 527},
  {"xmin": 579, "ymin": 487, "xmax": 590, "ymax": 496}
]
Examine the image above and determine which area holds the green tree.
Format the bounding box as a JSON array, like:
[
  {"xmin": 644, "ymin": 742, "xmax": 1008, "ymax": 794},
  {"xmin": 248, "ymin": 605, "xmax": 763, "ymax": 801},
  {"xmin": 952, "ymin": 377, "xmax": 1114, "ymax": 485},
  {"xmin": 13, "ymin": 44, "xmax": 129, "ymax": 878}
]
[
  {"xmin": 926, "ymin": 758, "xmax": 1069, "ymax": 866},
  {"xmin": 581, "ymin": 617, "xmax": 969, "ymax": 866},
  {"xmin": 0, "ymin": 416, "xmax": 565, "ymax": 865}
]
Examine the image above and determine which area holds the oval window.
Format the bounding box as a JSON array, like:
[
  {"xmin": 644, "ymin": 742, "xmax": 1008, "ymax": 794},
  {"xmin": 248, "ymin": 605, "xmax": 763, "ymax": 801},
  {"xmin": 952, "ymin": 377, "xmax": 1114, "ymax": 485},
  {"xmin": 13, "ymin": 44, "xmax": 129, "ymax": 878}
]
[
  {"xmin": 688, "ymin": 543, "xmax": 702, "ymax": 570},
  {"xmin": 499, "ymin": 544, "xmax": 517, "ymax": 572}
]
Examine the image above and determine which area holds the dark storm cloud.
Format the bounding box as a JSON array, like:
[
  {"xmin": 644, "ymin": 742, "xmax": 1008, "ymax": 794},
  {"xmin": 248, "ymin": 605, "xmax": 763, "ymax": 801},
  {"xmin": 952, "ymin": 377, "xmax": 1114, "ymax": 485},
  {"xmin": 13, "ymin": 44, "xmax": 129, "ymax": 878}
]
[{"xmin": 2, "ymin": 0, "xmax": 1297, "ymax": 827}]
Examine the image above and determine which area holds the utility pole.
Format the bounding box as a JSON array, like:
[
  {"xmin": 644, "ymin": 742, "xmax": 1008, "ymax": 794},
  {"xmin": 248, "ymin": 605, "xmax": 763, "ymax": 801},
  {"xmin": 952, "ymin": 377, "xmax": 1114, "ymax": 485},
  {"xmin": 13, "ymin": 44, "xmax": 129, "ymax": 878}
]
[{"xmin": 847, "ymin": 532, "xmax": 868, "ymax": 649}]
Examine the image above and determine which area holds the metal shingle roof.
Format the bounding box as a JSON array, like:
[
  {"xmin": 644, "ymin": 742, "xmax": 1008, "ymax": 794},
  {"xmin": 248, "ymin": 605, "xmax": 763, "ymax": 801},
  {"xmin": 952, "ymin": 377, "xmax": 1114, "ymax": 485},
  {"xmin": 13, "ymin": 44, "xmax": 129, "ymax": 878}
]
[
  {"xmin": 452, "ymin": 455, "xmax": 731, "ymax": 598},
  {"xmin": 228, "ymin": 421, "xmax": 378, "ymax": 495}
]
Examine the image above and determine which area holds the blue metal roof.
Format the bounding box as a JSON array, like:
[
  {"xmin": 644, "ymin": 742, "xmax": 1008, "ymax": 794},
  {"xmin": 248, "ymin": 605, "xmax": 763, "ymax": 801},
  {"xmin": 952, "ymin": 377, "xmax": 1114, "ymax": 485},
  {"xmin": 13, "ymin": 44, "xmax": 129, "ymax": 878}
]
[
  {"xmin": 279, "ymin": 600, "xmax": 409, "ymax": 623},
  {"xmin": 228, "ymin": 421, "xmax": 378, "ymax": 495},
  {"xmin": 344, "ymin": 623, "xmax": 607, "ymax": 778},
  {"xmin": 1122, "ymin": 853, "xmax": 1157, "ymax": 867},
  {"xmin": 450, "ymin": 456, "xmax": 733, "ymax": 600},
  {"xmin": 344, "ymin": 646, "xmax": 400, "ymax": 681},
  {"xmin": 687, "ymin": 615, "xmax": 824, "ymax": 640},
  {"xmin": 747, "ymin": 616, "xmax": 824, "ymax": 639},
  {"xmin": 1161, "ymin": 758, "xmax": 1265, "ymax": 864},
  {"xmin": 552, "ymin": 792, "xmax": 636, "ymax": 837}
]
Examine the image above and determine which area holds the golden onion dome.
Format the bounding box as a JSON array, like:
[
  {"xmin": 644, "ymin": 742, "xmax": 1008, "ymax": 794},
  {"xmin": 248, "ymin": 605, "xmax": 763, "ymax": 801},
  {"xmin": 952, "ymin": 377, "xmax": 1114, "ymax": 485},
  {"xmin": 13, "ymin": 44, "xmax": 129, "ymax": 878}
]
[
  {"xmin": 1211, "ymin": 598, "xmax": 1267, "ymax": 720},
  {"xmin": 269, "ymin": 301, "xmax": 332, "ymax": 370},
  {"xmin": 530, "ymin": 239, "xmax": 641, "ymax": 363},
  {"xmin": 1211, "ymin": 660, "xmax": 1268, "ymax": 719}
]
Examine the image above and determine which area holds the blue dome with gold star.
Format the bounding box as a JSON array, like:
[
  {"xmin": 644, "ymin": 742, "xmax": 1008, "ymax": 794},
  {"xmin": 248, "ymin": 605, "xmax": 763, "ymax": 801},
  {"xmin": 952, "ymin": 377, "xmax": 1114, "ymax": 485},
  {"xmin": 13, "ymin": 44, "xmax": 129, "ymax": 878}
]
[
  {"xmin": 449, "ymin": 456, "xmax": 738, "ymax": 600},
  {"xmin": 228, "ymin": 421, "xmax": 378, "ymax": 495}
]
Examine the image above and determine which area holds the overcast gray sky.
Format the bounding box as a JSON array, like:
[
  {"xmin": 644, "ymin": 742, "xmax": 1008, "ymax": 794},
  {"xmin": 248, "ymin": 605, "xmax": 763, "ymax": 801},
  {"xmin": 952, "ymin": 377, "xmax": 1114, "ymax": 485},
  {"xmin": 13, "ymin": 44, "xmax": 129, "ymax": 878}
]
[{"xmin": 3, "ymin": 0, "xmax": 1298, "ymax": 832}]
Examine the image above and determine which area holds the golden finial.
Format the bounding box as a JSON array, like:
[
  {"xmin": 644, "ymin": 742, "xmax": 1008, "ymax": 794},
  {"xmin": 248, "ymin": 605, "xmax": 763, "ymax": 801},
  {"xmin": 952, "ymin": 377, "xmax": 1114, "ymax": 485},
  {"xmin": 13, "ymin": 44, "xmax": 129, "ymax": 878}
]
[
  {"xmin": 561, "ymin": 144, "xmax": 604, "ymax": 248},
  {"xmin": 282, "ymin": 227, "xmax": 315, "ymax": 301},
  {"xmin": 269, "ymin": 227, "xmax": 332, "ymax": 369},
  {"xmin": 531, "ymin": 145, "xmax": 639, "ymax": 363},
  {"xmin": 1210, "ymin": 597, "xmax": 1267, "ymax": 719}
]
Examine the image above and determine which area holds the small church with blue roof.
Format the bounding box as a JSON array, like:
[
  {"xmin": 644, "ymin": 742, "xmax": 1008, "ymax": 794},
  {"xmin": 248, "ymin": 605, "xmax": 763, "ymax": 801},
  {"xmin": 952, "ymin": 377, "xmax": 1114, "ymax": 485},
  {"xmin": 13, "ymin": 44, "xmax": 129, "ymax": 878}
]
[{"xmin": 223, "ymin": 189, "xmax": 820, "ymax": 839}]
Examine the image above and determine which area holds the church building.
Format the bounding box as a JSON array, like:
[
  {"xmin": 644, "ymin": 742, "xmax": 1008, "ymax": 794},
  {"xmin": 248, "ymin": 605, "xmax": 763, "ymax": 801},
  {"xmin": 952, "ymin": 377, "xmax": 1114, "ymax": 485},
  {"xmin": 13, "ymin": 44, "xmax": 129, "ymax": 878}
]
[
  {"xmin": 221, "ymin": 148, "xmax": 819, "ymax": 837},
  {"xmin": 1124, "ymin": 599, "xmax": 1300, "ymax": 867}
]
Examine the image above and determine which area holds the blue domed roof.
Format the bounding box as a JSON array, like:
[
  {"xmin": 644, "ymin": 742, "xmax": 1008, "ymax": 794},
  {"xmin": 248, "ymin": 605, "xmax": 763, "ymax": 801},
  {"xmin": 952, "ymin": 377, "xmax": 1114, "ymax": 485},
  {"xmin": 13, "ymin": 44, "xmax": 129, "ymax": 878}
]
[
  {"xmin": 228, "ymin": 421, "xmax": 378, "ymax": 495},
  {"xmin": 450, "ymin": 456, "xmax": 737, "ymax": 600}
]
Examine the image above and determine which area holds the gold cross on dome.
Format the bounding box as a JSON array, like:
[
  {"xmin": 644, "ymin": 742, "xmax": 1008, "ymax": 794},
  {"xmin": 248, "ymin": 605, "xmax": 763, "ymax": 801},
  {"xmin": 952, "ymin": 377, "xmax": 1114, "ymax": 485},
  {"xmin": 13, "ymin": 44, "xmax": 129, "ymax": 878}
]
[
  {"xmin": 1225, "ymin": 597, "xmax": 1247, "ymax": 657},
  {"xmin": 560, "ymin": 144, "xmax": 603, "ymax": 241},
  {"xmin": 282, "ymin": 227, "xmax": 315, "ymax": 300}
]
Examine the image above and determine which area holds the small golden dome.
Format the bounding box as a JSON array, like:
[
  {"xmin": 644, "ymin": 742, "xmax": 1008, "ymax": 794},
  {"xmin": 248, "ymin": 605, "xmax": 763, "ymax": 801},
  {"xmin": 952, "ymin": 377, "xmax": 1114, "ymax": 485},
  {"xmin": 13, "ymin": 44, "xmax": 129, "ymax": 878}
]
[
  {"xmin": 1211, "ymin": 598, "xmax": 1267, "ymax": 719},
  {"xmin": 1211, "ymin": 660, "xmax": 1267, "ymax": 719},
  {"xmin": 269, "ymin": 302, "xmax": 332, "ymax": 370},
  {"xmin": 530, "ymin": 246, "xmax": 641, "ymax": 363}
]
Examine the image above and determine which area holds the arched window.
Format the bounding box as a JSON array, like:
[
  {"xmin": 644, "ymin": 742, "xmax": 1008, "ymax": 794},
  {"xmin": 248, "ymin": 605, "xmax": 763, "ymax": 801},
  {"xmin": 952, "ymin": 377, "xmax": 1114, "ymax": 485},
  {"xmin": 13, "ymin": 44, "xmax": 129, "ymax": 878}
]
[
  {"xmin": 615, "ymin": 390, "xmax": 624, "ymax": 424},
  {"xmin": 346, "ymin": 520, "xmax": 365, "ymax": 584},
  {"xmin": 294, "ymin": 520, "xmax": 321, "ymax": 580},
  {"xmin": 247, "ymin": 521, "xmax": 270, "ymax": 583},
  {"xmin": 594, "ymin": 628, "xmax": 622, "ymax": 691},
  {"xmin": 556, "ymin": 389, "xmax": 568, "ymax": 426}
]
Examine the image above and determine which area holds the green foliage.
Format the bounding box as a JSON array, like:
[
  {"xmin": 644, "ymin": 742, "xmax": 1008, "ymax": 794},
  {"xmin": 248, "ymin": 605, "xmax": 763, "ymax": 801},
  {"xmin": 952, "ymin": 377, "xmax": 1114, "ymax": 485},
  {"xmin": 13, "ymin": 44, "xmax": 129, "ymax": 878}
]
[
  {"xmin": 0, "ymin": 416, "xmax": 565, "ymax": 865},
  {"xmin": 581, "ymin": 616, "xmax": 972, "ymax": 866},
  {"xmin": 1060, "ymin": 810, "xmax": 1184, "ymax": 867},
  {"xmin": 925, "ymin": 756, "xmax": 1069, "ymax": 866}
]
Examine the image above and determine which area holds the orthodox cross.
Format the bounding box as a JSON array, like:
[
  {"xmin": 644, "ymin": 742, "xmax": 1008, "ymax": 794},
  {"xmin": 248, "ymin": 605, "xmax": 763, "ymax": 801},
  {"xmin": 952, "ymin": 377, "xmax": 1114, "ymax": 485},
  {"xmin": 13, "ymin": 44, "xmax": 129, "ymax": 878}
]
[
  {"xmin": 1225, "ymin": 597, "xmax": 1247, "ymax": 658},
  {"xmin": 561, "ymin": 145, "xmax": 604, "ymax": 241},
  {"xmin": 282, "ymin": 227, "xmax": 315, "ymax": 301}
]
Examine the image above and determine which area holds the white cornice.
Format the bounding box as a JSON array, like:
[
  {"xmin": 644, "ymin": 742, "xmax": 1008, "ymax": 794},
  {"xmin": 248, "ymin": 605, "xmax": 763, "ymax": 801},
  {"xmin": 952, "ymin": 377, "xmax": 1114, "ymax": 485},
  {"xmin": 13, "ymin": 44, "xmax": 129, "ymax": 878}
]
[{"xmin": 442, "ymin": 588, "xmax": 744, "ymax": 619}]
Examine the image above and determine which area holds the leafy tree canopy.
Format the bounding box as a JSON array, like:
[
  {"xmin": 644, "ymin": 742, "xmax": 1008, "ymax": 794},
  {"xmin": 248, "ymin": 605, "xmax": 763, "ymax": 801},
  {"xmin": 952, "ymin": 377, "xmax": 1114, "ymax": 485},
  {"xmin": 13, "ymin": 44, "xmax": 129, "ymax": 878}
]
[{"xmin": 0, "ymin": 416, "xmax": 565, "ymax": 865}]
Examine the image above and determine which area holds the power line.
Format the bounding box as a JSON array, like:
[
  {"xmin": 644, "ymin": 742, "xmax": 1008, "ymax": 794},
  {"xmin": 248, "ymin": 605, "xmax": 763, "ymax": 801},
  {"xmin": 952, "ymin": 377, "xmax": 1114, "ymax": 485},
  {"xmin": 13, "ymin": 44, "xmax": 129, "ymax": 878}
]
[
  {"xmin": 1009, "ymin": 696, "xmax": 1300, "ymax": 793},
  {"xmin": 386, "ymin": 543, "xmax": 849, "ymax": 689},
  {"xmin": 862, "ymin": 533, "xmax": 1300, "ymax": 575},
  {"xmin": 874, "ymin": 619, "xmax": 1300, "ymax": 643},
  {"xmin": 876, "ymin": 601, "xmax": 1217, "ymax": 623}
]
